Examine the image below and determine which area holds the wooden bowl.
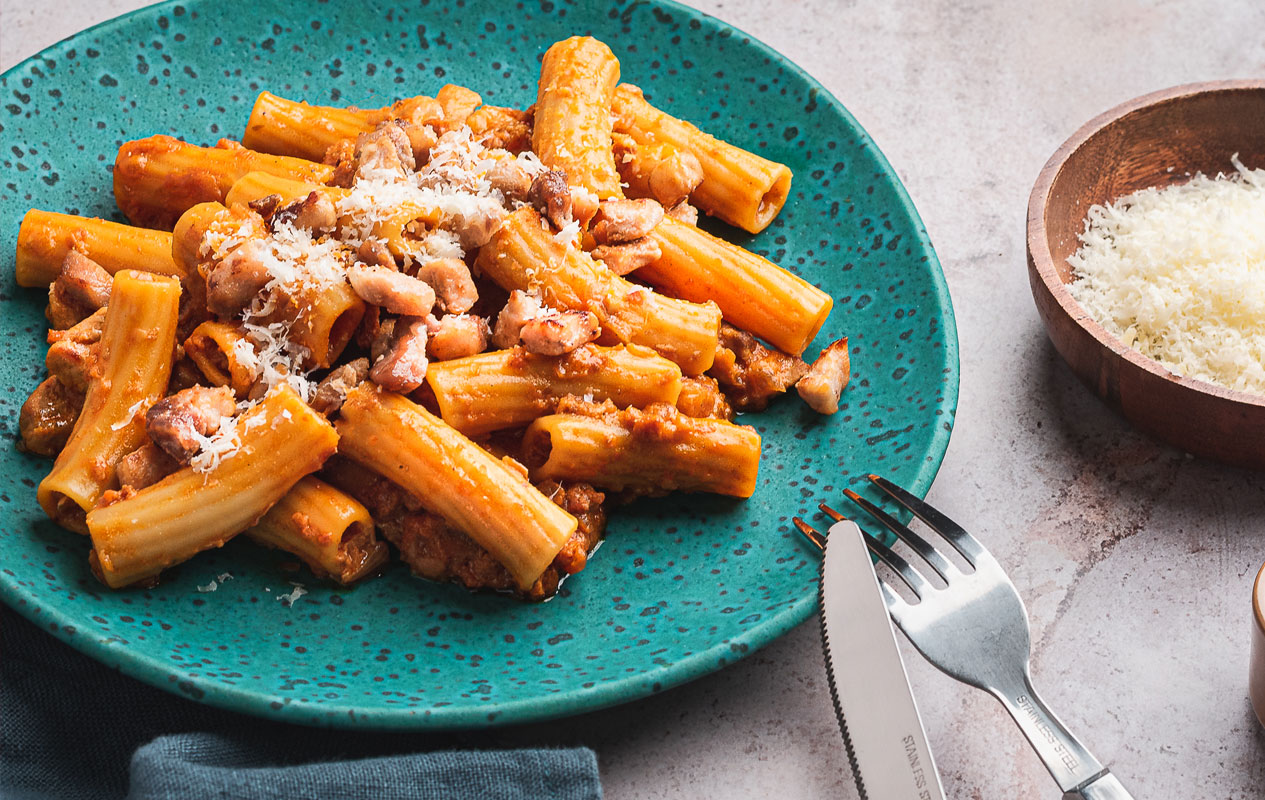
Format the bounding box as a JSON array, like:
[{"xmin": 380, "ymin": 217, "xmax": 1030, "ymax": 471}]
[
  {"xmin": 1252, "ymin": 561, "xmax": 1265, "ymax": 730},
  {"xmin": 1027, "ymin": 80, "xmax": 1265, "ymax": 468}
]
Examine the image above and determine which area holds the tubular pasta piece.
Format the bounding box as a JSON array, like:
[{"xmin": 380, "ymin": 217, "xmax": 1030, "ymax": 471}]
[
  {"xmin": 113, "ymin": 135, "xmax": 333, "ymax": 230},
  {"xmin": 523, "ymin": 402, "xmax": 761, "ymax": 498},
  {"xmin": 334, "ymin": 383, "xmax": 578, "ymax": 591},
  {"xmin": 475, "ymin": 206, "xmax": 720, "ymax": 375},
  {"xmin": 246, "ymin": 476, "xmax": 389, "ymax": 584},
  {"xmin": 641, "ymin": 216, "xmax": 832, "ymax": 356},
  {"xmin": 425, "ymin": 344, "xmax": 682, "ymax": 437},
  {"xmin": 612, "ymin": 83, "xmax": 792, "ymax": 233},
  {"xmin": 87, "ymin": 385, "xmax": 339, "ymax": 588},
  {"xmin": 533, "ymin": 37, "xmax": 623, "ymax": 198},
  {"xmin": 37, "ymin": 270, "xmax": 181, "ymax": 532}
]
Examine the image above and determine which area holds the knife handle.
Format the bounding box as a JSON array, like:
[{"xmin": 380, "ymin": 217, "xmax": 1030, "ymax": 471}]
[{"xmin": 1065, "ymin": 772, "xmax": 1135, "ymax": 800}]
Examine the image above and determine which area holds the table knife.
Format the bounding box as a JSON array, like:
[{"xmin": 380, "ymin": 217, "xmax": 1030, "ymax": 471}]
[{"xmin": 818, "ymin": 519, "xmax": 945, "ymax": 800}]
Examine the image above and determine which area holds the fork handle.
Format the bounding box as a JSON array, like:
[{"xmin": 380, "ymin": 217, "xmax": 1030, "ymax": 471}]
[{"xmin": 990, "ymin": 671, "xmax": 1133, "ymax": 797}]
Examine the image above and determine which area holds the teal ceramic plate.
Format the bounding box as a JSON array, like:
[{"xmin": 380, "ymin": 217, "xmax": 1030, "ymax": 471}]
[{"xmin": 0, "ymin": 0, "xmax": 957, "ymax": 729}]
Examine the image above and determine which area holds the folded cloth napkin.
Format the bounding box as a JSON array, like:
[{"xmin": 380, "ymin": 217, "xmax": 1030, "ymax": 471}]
[{"xmin": 1, "ymin": 606, "xmax": 602, "ymax": 800}]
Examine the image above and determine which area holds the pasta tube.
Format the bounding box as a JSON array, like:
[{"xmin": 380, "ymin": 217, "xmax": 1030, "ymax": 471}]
[
  {"xmin": 113, "ymin": 135, "xmax": 333, "ymax": 229},
  {"xmin": 425, "ymin": 344, "xmax": 683, "ymax": 437},
  {"xmin": 612, "ymin": 83, "xmax": 792, "ymax": 233},
  {"xmin": 87, "ymin": 385, "xmax": 339, "ymax": 588},
  {"xmin": 523, "ymin": 403, "xmax": 761, "ymax": 498},
  {"xmin": 224, "ymin": 171, "xmax": 346, "ymax": 208},
  {"xmin": 241, "ymin": 91, "xmax": 446, "ymax": 161},
  {"xmin": 475, "ymin": 207, "xmax": 720, "ymax": 375},
  {"xmin": 246, "ymin": 476, "xmax": 388, "ymax": 584},
  {"xmin": 533, "ymin": 36, "xmax": 623, "ymax": 198},
  {"xmin": 37, "ymin": 270, "xmax": 181, "ymax": 531},
  {"xmin": 335, "ymin": 383, "xmax": 578, "ymax": 591},
  {"xmin": 15, "ymin": 210, "xmax": 181, "ymax": 288},
  {"xmin": 183, "ymin": 321, "xmax": 258, "ymax": 397},
  {"xmin": 642, "ymin": 216, "xmax": 832, "ymax": 355}
]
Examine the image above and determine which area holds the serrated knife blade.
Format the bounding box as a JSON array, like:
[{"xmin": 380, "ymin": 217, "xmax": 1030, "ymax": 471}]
[{"xmin": 818, "ymin": 520, "xmax": 944, "ymax": 800}]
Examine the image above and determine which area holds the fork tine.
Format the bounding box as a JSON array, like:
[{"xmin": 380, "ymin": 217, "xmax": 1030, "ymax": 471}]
[
  {"xmin": 859, "ymin": 528, "xmax": 931, "ymax": 599},
  {"xmin": 876, "ymin": 575, "xmax": 914, "ymax": 625},
  {"xmin": 791, "ymin": 517, "xmax": 826, "ymax": 551},
  {"xmin": 867, "ymin": 474, "xmax": 985, "ymax": 565},
  {"xmin": 837, "ymin": 492, "xmax": 957, "ymax": 581}
]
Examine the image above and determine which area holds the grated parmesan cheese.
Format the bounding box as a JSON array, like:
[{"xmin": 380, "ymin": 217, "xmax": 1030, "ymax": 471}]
[{"xmin": 1067, "ymin": 155, "xmax": 1265, "ymax": 395}]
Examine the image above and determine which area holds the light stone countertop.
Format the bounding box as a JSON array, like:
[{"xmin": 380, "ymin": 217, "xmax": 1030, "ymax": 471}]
[{"xmin": 4, "ymin": 1, "xmax": 1265, "ymax": 797}]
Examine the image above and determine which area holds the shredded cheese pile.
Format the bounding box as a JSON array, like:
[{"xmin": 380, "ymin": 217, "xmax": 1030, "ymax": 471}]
[{"xmin": 1067, "ymin": 155, "xmax": 1265, "ymax": 395}]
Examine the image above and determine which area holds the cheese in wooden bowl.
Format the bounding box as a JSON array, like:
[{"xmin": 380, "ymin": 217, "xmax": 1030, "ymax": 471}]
[{"xmin": 1027, "ymin": 80, "xmax": 1265, "ymax": 469}]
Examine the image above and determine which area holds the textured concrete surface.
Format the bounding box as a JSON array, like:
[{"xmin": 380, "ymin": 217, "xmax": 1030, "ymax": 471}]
[{"xmin": 5, "ymin": 0, "xmax": 1265, "ymax": 797}]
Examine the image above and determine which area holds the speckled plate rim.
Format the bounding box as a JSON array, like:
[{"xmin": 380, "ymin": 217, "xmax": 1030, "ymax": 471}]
[{"xmin": 0, "ymin": 0, "xmax": 959, "ymax": 730}]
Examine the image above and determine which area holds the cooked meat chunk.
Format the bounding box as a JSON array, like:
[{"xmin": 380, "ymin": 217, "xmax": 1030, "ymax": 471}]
[
  {"xmin": 416, "ymin": 257, "xmax": 477, "ymax": 314},
  {"xmin": 796, "ymin": 337, "xmax": 851, "ymax": 414},
  {"xmin": 369, "ymin": 316, "xmax": 429, "ymax": 393},
  {"xmin": 328, "ymin": 460, "xmax": 604, "ymax": 600},
  {"xmin": 355, "ymin": 121, "xmax": 416, "ymax": 177},
  {"xmin": 648, "ymin": 150, "xmax": 703, "ymax": 208},
  {"xmin": 708, "ymin": 323, "xmax": 809, "ymax": 412},
  {"xmin": 427, "ymin": 315, "xmax": 489, "ymax": 361},
  {"xmin": 115, "ymin": 443, "xmax": 180, "ymax": 490},
  {"xmin": 590, "ymin": 238, "xmax": 662, "ymax": 276},
  {"xmin": 205, "ymin": 238, "xmax": 274, "ymax": 318},
  {"xmin": 435, "ymin": 84, "xmax": 482, "ymax": 133},
  {"xmin": 310, "ymin": 357, "xmax": 370, "ymax": 416},
  {"xmin": 491, "ymin": 290, "xmax": 543, "ymax": 349},
  {"xmin": 676, "ymin": 375, "xmax": 735, "ymax": 420},
  {"xmin": 18, "ymin": 377, "xmax": 84, "ymax": 457},
  {"xmin": 347, "ymin": 265, "xmax": 436, "ymax": 317},
  {"xmin": 519, "ymin": 310, "xmax": 601, "ymax": 356},
  {"xmin": 591, "ymin": 198, "xmax": 664, "ymax": 245},
  {"xmin": 356, "ymin": 238, "xmax": 396, "ymax": 270},
  {"xmin": 484, "ymin": 157, "xmax": 533, "ymax": 204},
  {"xmin": 665, "ymin": 200, "xmax": 699, "ymax": 226},
  {"xmin": 45, "ymin": 308, "xmax": 105, "ymax": 394},
  {"xmin": 441, "ymin": 198, "xmax": 507, "ymax": 250},
  {"xmin": 145, "ymin": 386, "xmax": 238, "ymax": 464},
  {"xmin": 273, "ymin": 190, "xmax": 337, "ymax": 233},
  {"xmin": 529, "ymin": 169, "xmax": 572, "ymax": 229},
  {"xmin": 247, "ymin": 192, "xmax": 283, "ymax": 220},
  {"xmin": 570, "ymin": 185, "xmax": 600, "ymax": 228},
  {"xmin": 466, "ymin": 105, "xmax": 532, "ymax": 152},
  {"xmin": 47, "ymin": 251, "xmax": 112, "ymax": 330},
  {"xmin": 324, "ymin": 139, "xmax": 357, "ymax": 188},
  {"xmin": 399, "ymin": 121, "xmax": 439, "ymax": 164}
]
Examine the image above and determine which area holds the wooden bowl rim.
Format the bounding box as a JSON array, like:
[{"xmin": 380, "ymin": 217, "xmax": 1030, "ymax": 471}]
[
  {"xmin": 1026, "ymin": 78, "xmax": 1265, "ymax": 412},
  {"xmin": 1255, "ymin": 561, "xmax": 1265, "ymax": 637}
]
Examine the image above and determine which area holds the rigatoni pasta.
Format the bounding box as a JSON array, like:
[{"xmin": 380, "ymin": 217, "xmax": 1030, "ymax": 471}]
[
  {"xmin": 612, "ymin": 83, "xmax": 793, "ymax": 233},
  {"xmin": 37, "ymin": 270, "xmax": 181, "ymax": 531},
  {"xmin": 87, "ymin": 386, "xmax": 338, "ymax": 588},
  {"xmin": 114, "ymin": 135, "xmax": 333, "ymax": 230},
  {"xmin": 425, "ymin": 344, "xmax": 682, "ymax": 437},
  {"xmin": 15, "ymin": 34, "xmax": 850, "ymax": 601},
  {"xmin": 533, "ymin": 37, "xmax": 624, "ymax": 199},
  {"xmin": 642, "ymin": 216, "xmax": 833, "ymax": 356},
  {"xmin": 16, "ymin": 210, "xmax": 182, "ymax": 287},
  {"xmin": 246, "ymin": 476, "xmax": 389, "ymax": 585},
  {"xmin": 335, "ymin": 383, "xmax": 578, "ymax": 592}
]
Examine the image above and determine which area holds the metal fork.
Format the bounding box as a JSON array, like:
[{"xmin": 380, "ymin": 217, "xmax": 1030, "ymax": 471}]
[{"xmin": 793, "ymin": 474, "xmax": 1135, "ymax": 800}]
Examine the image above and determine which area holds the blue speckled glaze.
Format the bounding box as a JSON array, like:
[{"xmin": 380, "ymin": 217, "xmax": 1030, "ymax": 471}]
[{"xmin": 0, "ymin": 0, "xmax": 958, "ymax": 729}]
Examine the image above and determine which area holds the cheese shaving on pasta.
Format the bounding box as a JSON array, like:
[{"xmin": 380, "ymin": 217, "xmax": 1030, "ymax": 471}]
[{"xmin": 1067, "ymin": 155, "xmax": 1265, "ymax": 395}]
